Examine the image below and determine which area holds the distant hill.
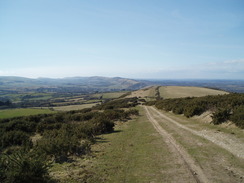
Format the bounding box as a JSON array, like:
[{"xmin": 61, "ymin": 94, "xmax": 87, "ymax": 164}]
[
  {"xmin": 0, "ymin": 76, "xmax": 149, "ymax": 93},
  {"xmin": 126, "ymin": 86, "xmax": 228, "ymax": 100},
  {"xmin": 0, "ymin": 76, "xmax": 243, "ymax": 93},
  {"xmin": 146, "ymin": 79, "xmax": 244, "ymax": 93}
]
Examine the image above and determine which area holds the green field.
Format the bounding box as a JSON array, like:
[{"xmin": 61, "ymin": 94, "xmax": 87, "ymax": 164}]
[
  {"xmin": 1, "ymin": 92, "xmax": 53, "ymax": 102},
  {"xmin": 0, "ymin": 108, "xmax": 56, "ymax": 119}
]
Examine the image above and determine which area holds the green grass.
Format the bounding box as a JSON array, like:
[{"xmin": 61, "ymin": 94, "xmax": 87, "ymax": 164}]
[
  {"xmin": 1, "ymin": 92, "xmax": 53, "ymax": 102},
  {"xmin": 85, "ymin": 107, "xmax": 176, "ymax": 183},
  {"xmin": 0, "ymin": 108, "xmax": 56, "ymax": 119}
]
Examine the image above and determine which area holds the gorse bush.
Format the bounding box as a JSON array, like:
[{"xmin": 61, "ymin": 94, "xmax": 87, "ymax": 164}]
[
  {"xmin": 230, "ymin": 105, "xmax": 244, "ymax": 128},
  {"xmin": 0, "ymin": 97, "xmax": 140, "ymax": 181},
  {"xmin": 0, "ymin": 107, "xmax": 139, "ymax": 152},
  {"xmin": 0, "ymin": 150, "xmax": 53, "ymax": 183},
  {"xmin": 37, "ymin": 125, "xmax": 90, "ymax": 162},
  {"xmin": 71, "ymin": 112, "xmax": 96, "ymax": 121},
  {"xmin": 1, "ymin": 130, "xmax": 32, "ymax": 149},
  {"xmin": 90, "ymin": 117, "xmax": 114, "ymax": 135},
  {"xmin": 211, "ymin": 108, "xmax": 231, "ymax": 125}
]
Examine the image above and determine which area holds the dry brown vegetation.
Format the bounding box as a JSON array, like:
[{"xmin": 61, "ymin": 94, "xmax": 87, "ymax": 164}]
[{"xmin": 159, "ymin": 86, "xmax": 228, "ymax": 99}]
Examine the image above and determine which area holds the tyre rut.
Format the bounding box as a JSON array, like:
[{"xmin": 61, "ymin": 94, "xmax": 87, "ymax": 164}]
[
  {"xmin": 149, "ymin": 106, "xmax": 244, "ymax": 159},
  {"xmin": 144, "ymin": 106, "xmax": 209, "ymax": 183}
]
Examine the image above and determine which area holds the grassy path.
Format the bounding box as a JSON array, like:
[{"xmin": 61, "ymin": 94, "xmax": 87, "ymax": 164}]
[
  {"xmin": 87, "ymin": 106, "xmax": 179, "ymax": 183},
  {"xmin": 145, "ymin": 106, "xmax": 244, "ymax": 183},
  {"xmin": 144, "ymin": 106, "xmax": 209, "ymax": 183},
  {"xmin": 52, "ymin": 106, "xmax": 244, "ymax": 182}
]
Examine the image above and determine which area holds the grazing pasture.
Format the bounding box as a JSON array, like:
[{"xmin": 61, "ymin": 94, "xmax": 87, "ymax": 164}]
[
  {"xmin": 0, "ymin": 108, "xmax": 56, "ymax": 119},
  {"xmin": 159, "ymin": 86, "xmax": 228, "ymax": 99}
]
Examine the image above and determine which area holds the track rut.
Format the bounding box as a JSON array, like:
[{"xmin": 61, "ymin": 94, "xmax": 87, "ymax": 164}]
[{"xmin": 144, "ymin": 106, "xmax": 209, "ymax": 183}]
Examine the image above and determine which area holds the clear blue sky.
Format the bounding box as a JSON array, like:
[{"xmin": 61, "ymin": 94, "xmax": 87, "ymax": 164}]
[{"xmin": 0, "ymin": 0, "xmax": 244, "ymax": 79}]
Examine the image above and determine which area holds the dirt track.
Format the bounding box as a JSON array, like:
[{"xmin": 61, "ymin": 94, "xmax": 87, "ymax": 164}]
[
  {"xmin": 149, "ymin": 106, "xmax": 244, "ymax": 159},
  {"xmin": 144, "ymin": 106, "xmax": 244, "ymax": 183}
]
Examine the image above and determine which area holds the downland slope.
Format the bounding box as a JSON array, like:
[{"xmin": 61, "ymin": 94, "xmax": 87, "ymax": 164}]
[
  {"xmin": 84, "ymin": 88, "xmax": 244, "ymax": 182},
  {"xmin": 0, "ymin": 76, "xmax": 146, "ymax": 92},
  {"xmin": 159, "ymin": 86, "xmax": 228, "ymax": 98},
  {"xmin": 1, "ymin": 86, "xmax": 243, "ymax": 182},
  {"xmin": 126, "ymin": 85, "xmax": 228, "ymax": 101},
  {"xmin": 88, "ymin": 86, "xmax": 244, "ymax": 182}
]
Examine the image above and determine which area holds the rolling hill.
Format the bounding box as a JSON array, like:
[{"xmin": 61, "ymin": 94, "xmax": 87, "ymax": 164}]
[
  {"xmin": 0, "ymin": 76, "xmax": 244, "ymax": 93},
  {"xmin": 0, "ymin": 76, "xmax": 148, "ymax": 92},
  {"xmin": 126, "ymin": 86, "xmax": 228, "ymax": 100}
]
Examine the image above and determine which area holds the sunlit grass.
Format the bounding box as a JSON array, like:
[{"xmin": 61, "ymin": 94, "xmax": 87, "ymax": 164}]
[{"xmin": 0, "ymin": 108, "xmax": 56, "ymax": 119}]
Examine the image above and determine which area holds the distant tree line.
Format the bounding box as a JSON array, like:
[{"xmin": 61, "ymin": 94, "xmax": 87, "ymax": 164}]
[
  {"xmin": 145, "ymin": 93, "xmax": 244, "ymax": 128},
  {"xmin": 0, "ymin": 100, "xmax": 12, "ymax": 109},
  {"xmin": 0, "ymin": 100, "xmax": 12, "ymax": 106}
]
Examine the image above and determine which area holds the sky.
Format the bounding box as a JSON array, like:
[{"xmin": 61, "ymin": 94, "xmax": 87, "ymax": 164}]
[{"xmin": 0, "ymin": 0, "xmax": 244, "ymax": 79}]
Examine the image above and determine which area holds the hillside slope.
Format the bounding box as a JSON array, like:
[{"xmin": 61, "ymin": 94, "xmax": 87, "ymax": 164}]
[
  {"xmin": 126, "ymin": 86, "xmax": 227, "ymax": 100},
  {"xmin": 159, "ymin": 86, "xmax": 228, "ymax": 99},
  {"xmin": 0, "ymin": 76, "xmax": 147, "ymax": 92},
  {"xmin": 1, "ymin": 76, "xmax": 243, "ymax": 93}
]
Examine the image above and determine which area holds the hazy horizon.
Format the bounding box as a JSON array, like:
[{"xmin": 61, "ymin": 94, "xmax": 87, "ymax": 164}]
[
  {"xmin": 1, "ymin": 75, "xmax": 244, "ymax": 82},
  {"xmin": 1, "ymin": 0, "xmax": 244, "ymax": 79}
]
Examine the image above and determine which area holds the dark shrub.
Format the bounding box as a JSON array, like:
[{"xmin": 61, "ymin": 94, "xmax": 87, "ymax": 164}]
[
  {"xmin": 1, "ymin": 131, "xmax": 32, "ymax": 149},
  {"xmin": 230, "ymin": 106, "xmax": 244, "ymax": 128},
  {"xmin": 0, "ymin": 150, "xmax": 53, "ymax": 183},
  {"xmin": 183, "ymin": 105, "xmax": 205, "ymax": 118},
  {"xmin": 211, "ymin": 109, "xmax": 231, "ymax": 125},
  {"xmin": 91, "ymin": 117, "xmax": 114, "ymax": 134},
  {"xmin": 37, "ymin": 125, "xmax": 91, "ymax": 162},
  {"xmin": 5, "ymin": 120, "xmax": 36, "ymax": 133}
]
